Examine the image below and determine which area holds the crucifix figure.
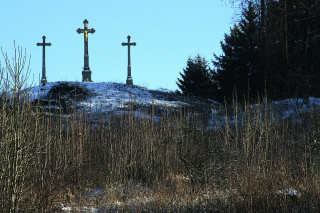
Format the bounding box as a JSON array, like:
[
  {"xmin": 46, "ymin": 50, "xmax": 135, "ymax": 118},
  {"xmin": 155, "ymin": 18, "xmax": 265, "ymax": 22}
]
[
  {"xmin": 77, "ymin": 19, "xmax": 95, "ymax": 82},
  {"xmin": 37, "ymin": 36, "xmax": 51, "ymax": 86},
  {"xmin": 122, "ymin": 35, "xmax": 136, "ymax": 85}
]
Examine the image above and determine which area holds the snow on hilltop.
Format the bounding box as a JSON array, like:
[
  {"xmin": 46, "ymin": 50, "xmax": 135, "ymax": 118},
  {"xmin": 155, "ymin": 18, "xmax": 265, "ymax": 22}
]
[
  {"xmin": 26, "ymin": 81, "xmax": 320, "ymax": 126},
  {"xmin": 27, "ymin": 81, "xmax": 194, "ymax": 113}
]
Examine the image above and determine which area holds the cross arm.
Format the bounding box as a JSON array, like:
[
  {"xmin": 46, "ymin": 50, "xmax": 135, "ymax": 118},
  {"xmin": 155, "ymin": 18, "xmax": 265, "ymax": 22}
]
[
  {"xmin": 77, "ymin": 28, "xmax": 84, "ymax": 34},
  {"xmin": 37, "ymin": 43, "xmax": 52, "ymax": 46},
  {"xmin": 87, "ymin": 28, "xmax": 96, "ymax": 34},
  {"xmin": 122, "ymin": 42, "xmax": 136, "ymax": 46},
  {"xmin": 77, "ymin": 28, "xmax": 95, "ymax": 34}
]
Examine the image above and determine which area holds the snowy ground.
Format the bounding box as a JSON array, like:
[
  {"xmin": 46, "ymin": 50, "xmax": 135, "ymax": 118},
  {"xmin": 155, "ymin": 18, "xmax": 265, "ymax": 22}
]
[
  {"xmin": 26, "ymin": 81, "xmax": 320, "ymax": 127},
  {"xmin": 209, "ymin": 96, "xmax": 320, "ymax": 129},
  {"xmin": 27, "ymin": 81, "xmax": 193, "ymax": 113}
]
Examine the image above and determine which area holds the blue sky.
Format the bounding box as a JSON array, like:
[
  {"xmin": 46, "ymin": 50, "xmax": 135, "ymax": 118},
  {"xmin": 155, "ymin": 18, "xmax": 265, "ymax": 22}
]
[{"xmin": 1, "ymin": 0, "xmax": 234, "ymax": 91}]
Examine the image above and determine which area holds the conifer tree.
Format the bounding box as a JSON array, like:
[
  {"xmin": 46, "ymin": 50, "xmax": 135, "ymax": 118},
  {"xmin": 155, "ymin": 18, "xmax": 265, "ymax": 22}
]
[
  {"xmin": 213, "ymin": 2, "xmax": 263, "ymax": 101},
  {"xmin": 177, "ymin": 55, "xmax": 217, "ymax": 99}
]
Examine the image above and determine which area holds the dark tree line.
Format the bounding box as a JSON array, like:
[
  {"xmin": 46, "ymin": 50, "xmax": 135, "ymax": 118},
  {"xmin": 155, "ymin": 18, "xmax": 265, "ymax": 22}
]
[
  {"xmin": 214, "ymin": 2, "xmax": 263, "ymax": 101},
  {"xmin": 264, "ymin": 0, "xmax": 320, "ymax": 100},
  {"xmin": 177, "ymin": 0, "xmax": 320, "ymax": 102}
]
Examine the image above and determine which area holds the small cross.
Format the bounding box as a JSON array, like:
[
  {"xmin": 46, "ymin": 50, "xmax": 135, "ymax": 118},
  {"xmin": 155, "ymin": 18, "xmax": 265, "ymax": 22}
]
[
  {"xmin": 77, "ymin": 19, "xmax": 95, "ymax": 82},
  {"xmin": 122, "ymin": 35, "xmax": 136, "ymax": 85},
  {"xmin": 37, "ymin": 36, "xmax": 51, "ymax": 86}
]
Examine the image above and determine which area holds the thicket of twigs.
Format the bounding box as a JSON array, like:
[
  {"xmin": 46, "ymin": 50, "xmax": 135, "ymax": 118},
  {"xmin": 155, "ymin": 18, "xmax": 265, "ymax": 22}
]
[{"xmin": 1, "ymin": 46, "xmax": 320, "ymax": 212}]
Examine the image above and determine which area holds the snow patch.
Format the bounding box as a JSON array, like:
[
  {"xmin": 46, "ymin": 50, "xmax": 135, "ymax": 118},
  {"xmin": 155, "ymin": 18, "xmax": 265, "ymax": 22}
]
[{"xmin": 27, "ymin": 81, "xmax": 189, "ymax": 114}]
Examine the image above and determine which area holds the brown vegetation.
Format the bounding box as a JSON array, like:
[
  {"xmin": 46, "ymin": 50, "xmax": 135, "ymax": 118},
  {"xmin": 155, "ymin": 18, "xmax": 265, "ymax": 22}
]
[{"xmin": 1, "ymin": 46, "xmax": 320, "ymax": 212}]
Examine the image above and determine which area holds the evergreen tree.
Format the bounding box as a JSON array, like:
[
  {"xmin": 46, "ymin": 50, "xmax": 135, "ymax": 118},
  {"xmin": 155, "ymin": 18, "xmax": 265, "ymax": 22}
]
[
  {"xmin": 223, "ymin": 0, "xmax": 320, "ymax": 100},
  {"xmin": 177, "ymin": 55, "xmax": 217, "ymax": 99},
  {"xmin": 213, "ymin": 2, "xmax": 263, "ymax": 101}
]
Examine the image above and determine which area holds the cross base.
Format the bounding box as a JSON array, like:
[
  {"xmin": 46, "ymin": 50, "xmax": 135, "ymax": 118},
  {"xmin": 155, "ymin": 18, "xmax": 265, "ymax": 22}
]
[
  {"xmin": 126, "ymin": 78, "xmax": 133, "ymax": 85},
  {"xmin": 41, "ymin": 77, "xmax": 47, "ymax": 86},
  {"xmin": 82, "ymin": 69, "xmax": 92, "ymax": 82}
]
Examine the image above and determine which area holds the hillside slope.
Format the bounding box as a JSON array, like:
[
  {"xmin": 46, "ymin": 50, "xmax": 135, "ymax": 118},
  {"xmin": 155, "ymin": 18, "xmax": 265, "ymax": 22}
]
[
  {"xmin": 27, "ymin": 81, "xmax": 320, "ymax": 126},
  {"xmin": 27, "ymin": 81, "xmax": 215, "ymax": 115}
]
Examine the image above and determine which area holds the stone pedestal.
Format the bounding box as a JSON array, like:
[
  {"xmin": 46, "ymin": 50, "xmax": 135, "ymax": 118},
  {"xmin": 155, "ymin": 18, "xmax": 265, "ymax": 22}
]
[
  {"xmin": 126, "ymin": 78, "xmax": 133, "ymax": 85},
  {"xmin": 82, "ymin": 69, "xmax": 92, "ymax": 82},
  {"xmin": 41, "ymin": 77, "xmax": 47, "ymax": 86}
]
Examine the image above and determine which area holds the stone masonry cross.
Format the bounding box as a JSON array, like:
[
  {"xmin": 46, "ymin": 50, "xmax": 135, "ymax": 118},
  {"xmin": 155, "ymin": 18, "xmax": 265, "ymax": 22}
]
[
  {"xmin": 37, "ymin": 36, "xmax": 51, "ymax": 86},
  {"xmin": 122, "ymin": 35, "xmax": 136, "ymax": 85},
  {"xmin": 77, "ymin": 19, "xmax": 95, "ymax": 82}
]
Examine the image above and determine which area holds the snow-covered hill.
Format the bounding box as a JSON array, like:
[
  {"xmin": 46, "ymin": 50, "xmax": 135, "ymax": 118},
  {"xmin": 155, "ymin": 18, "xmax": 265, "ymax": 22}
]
[
  {"xmin": 26, "ymin": 81, "xmax": 320, "ymax": 127},
  {"xmin": 27, "ymin": 81, "xmax": 212, "ymax": 115}
]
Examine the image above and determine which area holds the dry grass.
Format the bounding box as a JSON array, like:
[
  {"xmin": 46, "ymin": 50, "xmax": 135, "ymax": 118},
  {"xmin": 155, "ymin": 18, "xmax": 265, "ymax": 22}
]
[
  {"xmin": 1, "ymin": 46, "xmax": 320, "ymax": 212},
  {"xmin": 1, "ymin": 93, "xmax": 319, "ymax": 212}
]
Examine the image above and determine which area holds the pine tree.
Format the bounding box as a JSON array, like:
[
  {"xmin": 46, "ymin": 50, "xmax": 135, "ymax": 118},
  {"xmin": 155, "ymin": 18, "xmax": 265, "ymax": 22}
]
[
  {"xmin": 177, "ymin": 55, "xmax": 217, "ymax": 99},
  {"xmin": 213, "ymin": 2, "xmax": 263, "ymax": 101}
]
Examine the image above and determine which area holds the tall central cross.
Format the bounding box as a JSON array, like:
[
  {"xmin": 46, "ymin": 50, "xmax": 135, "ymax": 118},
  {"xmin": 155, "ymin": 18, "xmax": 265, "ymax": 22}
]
[
  {"xmin": 122, "ymin": 35, "xmax": 136, "ymax": 85},
  {"xmin": 36, "ymin": 36, "xmax": 51, "ymax": 86},
  {"xmin": 77, "ymin": 19, "xmax": 95, "ymax": 82}
]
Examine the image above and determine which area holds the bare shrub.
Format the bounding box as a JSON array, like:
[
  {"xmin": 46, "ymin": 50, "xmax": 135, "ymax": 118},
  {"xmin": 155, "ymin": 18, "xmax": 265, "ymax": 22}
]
[{"xmin": 0, "ymin": 43, "xmax": 35, "ymax": 212}]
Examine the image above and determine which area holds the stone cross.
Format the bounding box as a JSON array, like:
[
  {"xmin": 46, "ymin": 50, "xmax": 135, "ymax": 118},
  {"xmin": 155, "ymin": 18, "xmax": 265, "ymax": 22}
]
[
  {"xmin": 77, "ymin": 19, "xmax": 95, "ymax": 82},
  {"xmin": 37, "ymin": 36, "xmax": 51, "ymax": 86},
  {"xmin": 122, "ymin": 35, "xmax": 136, "ymax": 85}
]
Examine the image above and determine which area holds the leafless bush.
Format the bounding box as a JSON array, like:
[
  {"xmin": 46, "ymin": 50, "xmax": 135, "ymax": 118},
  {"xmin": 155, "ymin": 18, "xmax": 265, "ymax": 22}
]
[{"xmin": 0, "ymin": 43, "xmax": 35, "ymax": 212}]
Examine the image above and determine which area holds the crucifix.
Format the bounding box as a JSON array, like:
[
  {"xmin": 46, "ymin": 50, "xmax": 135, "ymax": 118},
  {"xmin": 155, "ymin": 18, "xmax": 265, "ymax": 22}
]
[
  {"xmin": 122, "ymin": 35, "xmax": 136, "ymax": 85},
  {"xmin": 77, "ymin": 19, "xmax": 95, "ymax": 82},
  {"xmin": 36, "ymin": 36, "xmax": 51, "ymax": 86}
]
